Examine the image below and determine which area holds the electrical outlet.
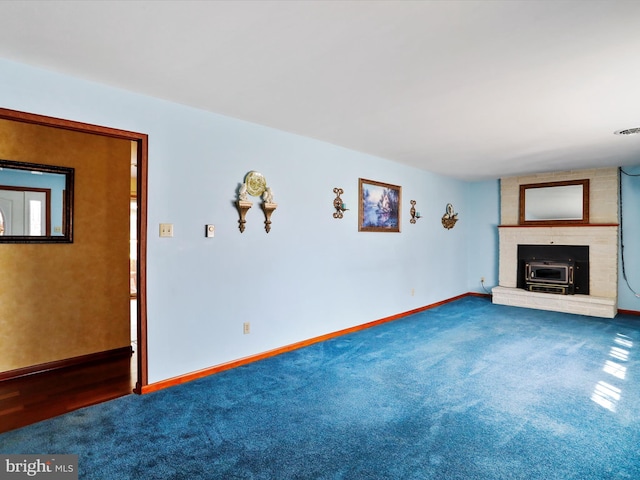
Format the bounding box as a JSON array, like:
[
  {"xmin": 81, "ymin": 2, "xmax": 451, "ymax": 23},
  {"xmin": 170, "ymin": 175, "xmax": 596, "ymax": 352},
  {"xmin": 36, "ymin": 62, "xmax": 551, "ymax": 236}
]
[
  {"xmin": 159, "ymin": 223, "xmax": 174, "ymax": 237},
  {"xmin": 481, "ymin": 277, "xmax": 485, "ymax": 283},
  {"xmin": 243, "ymin": 322, "xmax": 250, "ymax": 334},
  {"xmin": 411, "ymin": 288, "xmax": 415, "ymax": 296},
  {"xmin": 205, "ymin": 224, "xmax": 215, "ymax": 238}
]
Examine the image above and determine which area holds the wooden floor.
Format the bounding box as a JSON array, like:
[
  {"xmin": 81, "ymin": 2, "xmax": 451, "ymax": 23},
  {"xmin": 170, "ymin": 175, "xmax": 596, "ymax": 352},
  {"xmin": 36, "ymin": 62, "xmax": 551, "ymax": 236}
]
[{"xmin": 0, "ymin": 354, "xmax": 134, "ymax": 434}]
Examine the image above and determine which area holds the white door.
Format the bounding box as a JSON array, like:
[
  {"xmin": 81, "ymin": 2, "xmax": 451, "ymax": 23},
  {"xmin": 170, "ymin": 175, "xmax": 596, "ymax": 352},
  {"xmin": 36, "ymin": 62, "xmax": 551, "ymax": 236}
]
[{"xmin": 0, "ymin": 189, "xmax": 47, "ymax": 235}]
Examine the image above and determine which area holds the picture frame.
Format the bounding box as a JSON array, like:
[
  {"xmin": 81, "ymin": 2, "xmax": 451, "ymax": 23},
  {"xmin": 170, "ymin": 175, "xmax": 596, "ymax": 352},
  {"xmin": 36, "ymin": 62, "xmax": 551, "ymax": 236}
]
[{"xmin": 358, "ymin": 178, "xmax": 401, "ymax": 232}]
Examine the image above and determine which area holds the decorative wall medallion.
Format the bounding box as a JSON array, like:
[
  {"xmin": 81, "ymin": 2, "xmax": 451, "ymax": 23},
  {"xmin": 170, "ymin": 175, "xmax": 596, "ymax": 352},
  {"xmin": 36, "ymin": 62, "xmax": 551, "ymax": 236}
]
[{"xmin": 245, "ymin": 171, "xmax": 267, "ymax": 196}]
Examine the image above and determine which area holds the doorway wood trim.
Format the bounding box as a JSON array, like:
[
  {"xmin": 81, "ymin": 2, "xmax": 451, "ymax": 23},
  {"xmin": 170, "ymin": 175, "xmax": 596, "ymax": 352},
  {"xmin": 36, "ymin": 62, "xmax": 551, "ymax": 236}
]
[{"xmin": 0, "ymin": 107, "xmax": 149, "ymax": 392}]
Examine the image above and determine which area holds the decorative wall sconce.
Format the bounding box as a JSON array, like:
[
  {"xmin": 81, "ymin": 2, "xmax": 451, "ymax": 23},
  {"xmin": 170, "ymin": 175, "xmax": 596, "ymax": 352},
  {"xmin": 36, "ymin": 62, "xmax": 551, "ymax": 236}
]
[
  {"xmin": 261, "ymin": 202, "xmax": 277, "ymax": 233},
  {"xmin": 236, "ymin": 171, "xmax": 276, "ymax": 233},
  {"xmin": 333, "ymin": 187, "xmax": 348, "ymax": 219},
  {"xmin": 261, "ymin": 186, "xmax": 277, "ymax": 233},
  {"xmin": 441, "ymin": 203, "xmax": 459, "ymax": 230},
  {"xmin": 409, "ymin": 200, "xmax": 421, "ymax": 224},
  {"xmin": 236, "ymin": 198, "xmax": 252, "ymax": 233}
]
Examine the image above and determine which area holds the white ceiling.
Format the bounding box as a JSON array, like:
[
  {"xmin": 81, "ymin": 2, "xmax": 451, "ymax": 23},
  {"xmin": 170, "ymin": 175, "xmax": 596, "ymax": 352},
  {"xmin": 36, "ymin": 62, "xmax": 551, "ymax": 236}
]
[{"xmin": 1, "ymin": 0, "xmax": 639, "ymax": 180}]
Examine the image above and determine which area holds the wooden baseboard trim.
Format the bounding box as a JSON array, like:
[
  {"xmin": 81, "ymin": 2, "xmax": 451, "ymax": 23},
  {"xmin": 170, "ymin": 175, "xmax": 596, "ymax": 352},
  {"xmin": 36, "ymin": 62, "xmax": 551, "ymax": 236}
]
[
  {"xmin": 0, "ymin": 346, "xmax": 133, "ymax": 382},
  {"xmin": 618, "ymin": 309, "xmax": 640, "ymax": 316},
  {"xmin": 142, "ymin": 292, "xmax": 483, "ymax": 394},
  {"xmin": 467, "ymin": 292, "xmax": 492, "ymax": 299}
]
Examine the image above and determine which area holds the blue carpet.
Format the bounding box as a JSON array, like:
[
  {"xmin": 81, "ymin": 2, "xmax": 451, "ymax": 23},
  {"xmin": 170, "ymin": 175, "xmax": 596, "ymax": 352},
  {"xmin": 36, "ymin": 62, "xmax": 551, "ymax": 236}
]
[{"xmin": 1, "ymin": 297, "xmax": 639, "ymax": 479}]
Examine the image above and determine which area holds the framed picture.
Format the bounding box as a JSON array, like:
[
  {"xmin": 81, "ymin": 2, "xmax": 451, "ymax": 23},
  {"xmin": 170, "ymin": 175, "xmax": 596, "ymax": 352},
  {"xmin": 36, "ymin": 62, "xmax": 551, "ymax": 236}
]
[{"xmin": 358, "ymin": 178, "xmax": 401, "ymax": 232}]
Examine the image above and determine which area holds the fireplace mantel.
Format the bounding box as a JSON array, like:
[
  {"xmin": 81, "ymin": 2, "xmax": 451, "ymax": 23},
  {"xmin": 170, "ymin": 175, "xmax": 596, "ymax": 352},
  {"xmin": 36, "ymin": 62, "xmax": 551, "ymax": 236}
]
[{"xmin": 498, "ymin": 223, "xmax": 618, "ymax": 229}]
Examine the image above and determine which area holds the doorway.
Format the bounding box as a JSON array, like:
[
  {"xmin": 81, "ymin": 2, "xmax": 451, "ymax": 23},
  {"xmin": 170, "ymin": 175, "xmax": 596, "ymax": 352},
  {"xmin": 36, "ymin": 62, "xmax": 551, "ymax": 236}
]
[{"xmin": 0, "ymin": 108, "xmax": 148, "ymax": 423}]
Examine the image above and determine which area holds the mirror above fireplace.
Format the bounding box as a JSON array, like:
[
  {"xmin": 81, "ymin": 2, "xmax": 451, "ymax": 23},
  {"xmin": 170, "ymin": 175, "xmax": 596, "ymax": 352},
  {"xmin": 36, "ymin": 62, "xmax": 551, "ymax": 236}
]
[{"xmin": 519, "ymin": 179, "xmax": 589, "ymax": 225}]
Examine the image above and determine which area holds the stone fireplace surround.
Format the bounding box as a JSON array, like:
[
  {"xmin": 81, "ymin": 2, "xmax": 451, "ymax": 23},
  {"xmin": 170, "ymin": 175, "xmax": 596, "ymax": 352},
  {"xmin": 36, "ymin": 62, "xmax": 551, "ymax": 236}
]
[{"xmin": 492, "ymin": 168, "xmax": 619, "ymax": 318}]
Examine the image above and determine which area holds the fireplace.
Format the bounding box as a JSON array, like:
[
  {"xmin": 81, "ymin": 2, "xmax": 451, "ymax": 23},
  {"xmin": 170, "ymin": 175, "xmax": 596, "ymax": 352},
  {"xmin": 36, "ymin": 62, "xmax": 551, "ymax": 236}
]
[
  {"xmin": 517, "ymin": 244, "xmax": 589, "ymax": 295},
  {"xmin": 493, "ymin": 225, "xmax": 617, "ymax": 318},
  {"xmin": 493, "ymin": 168, "xmax": 618, "ymax": 318},
  {"xmin": 525, "ymin": 260, "xmax": 574, "ymax": 294}
]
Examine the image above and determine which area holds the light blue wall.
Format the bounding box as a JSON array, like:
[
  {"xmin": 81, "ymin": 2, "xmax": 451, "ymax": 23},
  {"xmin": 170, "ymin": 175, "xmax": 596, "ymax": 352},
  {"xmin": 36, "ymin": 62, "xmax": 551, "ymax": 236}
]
[
  {"xmin": 618, "ymin": 165, "xmax": 640, "ymax": 311},
  {"xmin": 465, "ymin": 179, "xmax": 500, "ymax": 293},
  {"xmin": 0, "ymin": 59, "xmax": 493, "ymax": 383}
]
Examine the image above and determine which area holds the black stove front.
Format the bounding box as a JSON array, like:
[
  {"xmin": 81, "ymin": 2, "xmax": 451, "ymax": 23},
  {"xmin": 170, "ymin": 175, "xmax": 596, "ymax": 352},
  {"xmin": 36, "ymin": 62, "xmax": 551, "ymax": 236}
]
[{"xmin": 517, "ymin": 245, "xmax": 589, "ymax": 295}]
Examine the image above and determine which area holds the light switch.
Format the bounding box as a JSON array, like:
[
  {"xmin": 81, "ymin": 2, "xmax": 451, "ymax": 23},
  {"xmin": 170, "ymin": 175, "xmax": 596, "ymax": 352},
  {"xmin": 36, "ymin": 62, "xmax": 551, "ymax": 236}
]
[
  {"xmin": 205, "ymin": 224, "xmax": 215, "ymax": 238},
  {"xmin": 159, "ymin": 223, "xmax": 173, "ymax": 237}
]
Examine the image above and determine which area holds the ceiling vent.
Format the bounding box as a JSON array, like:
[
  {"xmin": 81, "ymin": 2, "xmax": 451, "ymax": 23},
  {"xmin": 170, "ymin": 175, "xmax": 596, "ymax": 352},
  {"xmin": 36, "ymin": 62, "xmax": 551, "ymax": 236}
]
[{"xmin": 614, "ymin": 127, "xmax": 640, "ymax": 135}]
